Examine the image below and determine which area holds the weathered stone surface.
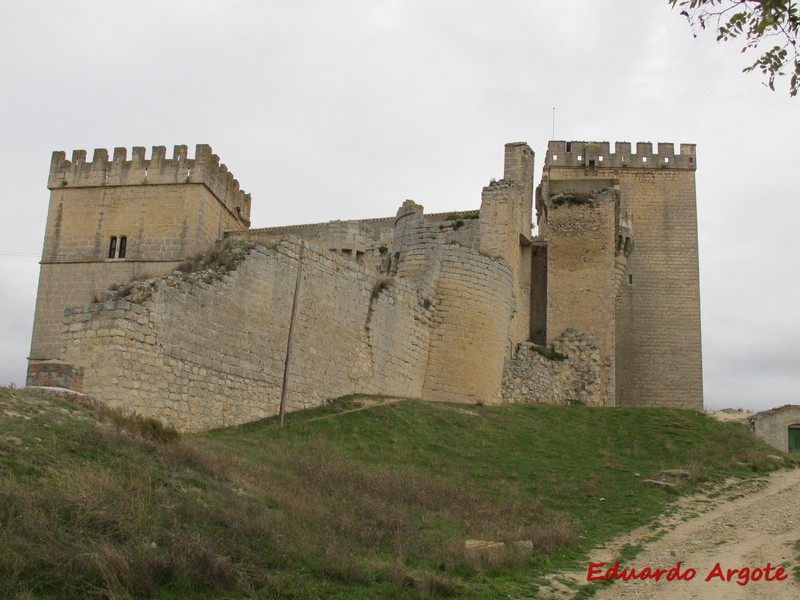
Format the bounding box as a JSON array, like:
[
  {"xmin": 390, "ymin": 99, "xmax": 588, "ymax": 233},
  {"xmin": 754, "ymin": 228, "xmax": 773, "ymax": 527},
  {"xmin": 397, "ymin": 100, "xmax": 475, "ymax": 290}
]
[
  {"xmin": 27, "ymin": 140, "xmax": 704, "ymax": 431},
  {"xmin": 501, "ymin": 329, "xmax": 603, "ymax": 406}
]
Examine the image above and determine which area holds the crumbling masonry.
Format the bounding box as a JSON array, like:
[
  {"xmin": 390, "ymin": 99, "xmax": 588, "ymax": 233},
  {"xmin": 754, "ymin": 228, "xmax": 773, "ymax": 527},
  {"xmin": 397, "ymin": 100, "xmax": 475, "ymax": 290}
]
[{"xmin": 27, "ymin": 141, "xmax": 703, "ymax": 431}]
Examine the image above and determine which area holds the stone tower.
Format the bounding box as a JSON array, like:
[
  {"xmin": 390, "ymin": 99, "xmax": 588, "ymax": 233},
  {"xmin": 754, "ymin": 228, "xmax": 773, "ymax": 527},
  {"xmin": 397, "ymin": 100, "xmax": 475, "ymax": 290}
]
[
  {"xmin": 476, "ymin": 142, "xmax": 535, "ymax": 348},
  {"xmin": 27, "ymin": 144, "xmax": 251, "ymax": 387},
  {"xmin": 535, "ymin": 141, "xmax": 703, "ymax": 409}
]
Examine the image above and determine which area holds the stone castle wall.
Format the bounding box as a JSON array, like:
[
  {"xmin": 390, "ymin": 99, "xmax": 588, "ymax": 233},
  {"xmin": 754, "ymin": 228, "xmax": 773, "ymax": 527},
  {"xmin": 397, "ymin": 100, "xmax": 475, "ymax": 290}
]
[
  {"xmin": 422, "ymin": 246, "xmax": 514, "ymax": 404},
  {"xmin": 58, "ymin": 239, "xmax": 431, "ymax": 430},
  {"xmin": 57, "ymin": 236, "xmax": 515, "ymax": 431},
  {"xmin": 478, "ymin": 142, "xmax": 534, "ymax": 347},
  {"xmin": 612, "ymin": 168, "xmax": 702, "ymax": 409},
  {"xmin": 28, "ymin": 139, "xmax": 704, "ymax": 430}
]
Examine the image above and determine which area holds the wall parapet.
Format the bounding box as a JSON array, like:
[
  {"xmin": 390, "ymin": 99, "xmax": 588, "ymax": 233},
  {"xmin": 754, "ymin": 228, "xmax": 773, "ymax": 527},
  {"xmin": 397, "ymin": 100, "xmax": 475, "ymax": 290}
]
[
  {"xmin": 545, "ymin": 141, "xmax": 696, "ymax": 170},
  {"xmin": 48, "ymin": 144, "xmax": 251, "ymax": 224}
]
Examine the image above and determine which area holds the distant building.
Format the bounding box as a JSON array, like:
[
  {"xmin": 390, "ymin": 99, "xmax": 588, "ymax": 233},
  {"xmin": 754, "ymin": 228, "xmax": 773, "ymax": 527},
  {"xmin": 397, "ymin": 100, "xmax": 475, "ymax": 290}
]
[{"xmin": 750, "ymin": 406, "xmax": 800, "ymax": 453}]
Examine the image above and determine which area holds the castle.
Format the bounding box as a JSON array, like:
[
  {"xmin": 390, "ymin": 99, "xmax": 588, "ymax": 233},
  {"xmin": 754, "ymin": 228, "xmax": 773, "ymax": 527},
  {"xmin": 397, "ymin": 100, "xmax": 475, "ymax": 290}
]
[{"xmin": 27, "ymin": 141, "xmax": 703, "ymax": 431}]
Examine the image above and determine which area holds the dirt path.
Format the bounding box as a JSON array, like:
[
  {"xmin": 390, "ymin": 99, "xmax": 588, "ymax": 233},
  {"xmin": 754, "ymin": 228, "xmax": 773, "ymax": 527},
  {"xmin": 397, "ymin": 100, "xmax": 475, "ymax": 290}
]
[
  {"xmin": 542, "ymin": 468, "xmax": 800, "ymax": 599},
  {"xmin": 301, "ymin": 397, "xmax": 405, "ymax": 422}
]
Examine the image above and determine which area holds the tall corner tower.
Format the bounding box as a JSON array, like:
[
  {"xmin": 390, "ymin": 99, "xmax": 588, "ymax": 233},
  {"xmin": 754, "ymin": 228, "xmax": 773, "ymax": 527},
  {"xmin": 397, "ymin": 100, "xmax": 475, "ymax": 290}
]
[
  {"xmin": 27, "ymin": 144, "xmax": 251, "ymax": 387},
  {"xmin": 538, "ymin": 141, "xmax": 702, "ymax": 409}
]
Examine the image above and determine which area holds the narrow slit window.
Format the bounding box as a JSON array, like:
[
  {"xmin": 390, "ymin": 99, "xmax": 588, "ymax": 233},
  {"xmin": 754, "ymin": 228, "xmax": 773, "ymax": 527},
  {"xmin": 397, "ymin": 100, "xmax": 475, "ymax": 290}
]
[
  {"xmin": 118, "ymin": 236, "xmax": 127, "ymax": 259},
  {"xmin": 628, "ymin": 274, "xmax": 634, "ymax": 285},
  {"xmin": 108, "ymin": 236, "xmax": 117, "ymax": 259}
]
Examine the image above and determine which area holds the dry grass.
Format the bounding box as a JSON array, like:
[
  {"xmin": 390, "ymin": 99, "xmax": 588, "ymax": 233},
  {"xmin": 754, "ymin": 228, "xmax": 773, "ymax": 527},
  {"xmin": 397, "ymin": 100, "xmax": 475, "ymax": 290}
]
[
  {"xmin": 97, "ymin": 405, "xmax": 179, "ymax": 444},
  {"xmin": 175, "ymin": 238, "xmax": 255, "ymax": 276},
  {"xmin": 2, "ymin": 387, "xmax": 795, "ymax": 599}
]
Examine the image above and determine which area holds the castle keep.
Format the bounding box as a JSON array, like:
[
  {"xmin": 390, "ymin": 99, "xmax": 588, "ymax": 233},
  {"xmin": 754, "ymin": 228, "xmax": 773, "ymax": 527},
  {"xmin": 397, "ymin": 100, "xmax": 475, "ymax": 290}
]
[{"xmin": 27, "ymin": 141, "xmax": 703, "ymax": 431}]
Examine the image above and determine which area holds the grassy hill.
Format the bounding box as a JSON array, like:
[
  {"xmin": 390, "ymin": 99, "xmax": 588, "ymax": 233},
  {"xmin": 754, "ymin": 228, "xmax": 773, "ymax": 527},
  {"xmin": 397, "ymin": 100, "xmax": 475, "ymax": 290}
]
[{"xmin": 1, "ymin": 387, "xmax": 795, "ymax": 599}]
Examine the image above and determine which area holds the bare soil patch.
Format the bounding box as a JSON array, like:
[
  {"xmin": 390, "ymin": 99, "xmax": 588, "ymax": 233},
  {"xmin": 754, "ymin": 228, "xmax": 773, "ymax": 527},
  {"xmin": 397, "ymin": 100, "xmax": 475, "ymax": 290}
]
[{"xmin": 541, "ymin": 468, "xmax": 800, "ymax": 599}]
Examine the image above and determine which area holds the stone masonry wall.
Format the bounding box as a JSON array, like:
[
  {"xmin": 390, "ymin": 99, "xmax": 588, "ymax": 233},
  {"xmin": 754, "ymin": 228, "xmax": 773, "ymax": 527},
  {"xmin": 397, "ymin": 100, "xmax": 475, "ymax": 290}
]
[
  {"xmin": 502, "ymin": 329, "xmax": 604, "ymax": 406},
  {"xmin": 613, "ymin": 168, "xmax": 703, "ymax": 409},
  {"xmin": 422, "ymin": 246, "xmax": 514, "ymax": 404},
  {"xmin": 59, "ymin": 239, "xmax": 432, "ymax": 431},
  {"xmin": 544, "ymin": 141, "xmax": 702, "ymax": 409},
  {"xmin": 30, "ymin": 261, "xmax": 181, "ymax": 363},
  {"xmin": 479, "ymin": 179, "xmax": 531, "ymax": 345},
  {"xmin": 543, "ymin": 185, "xmax": 618, "ymax": 406},
  {"xmin": 30, "ymin": 145, "xmax": 250, "ymax": 366}
]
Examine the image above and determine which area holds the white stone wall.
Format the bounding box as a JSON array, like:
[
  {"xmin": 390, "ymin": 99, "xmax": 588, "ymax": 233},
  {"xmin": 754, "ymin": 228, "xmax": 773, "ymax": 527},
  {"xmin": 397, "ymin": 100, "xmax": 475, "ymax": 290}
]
[{"xmin": 58, "ymin": 236, "xmax": 515, "ymax": 430}]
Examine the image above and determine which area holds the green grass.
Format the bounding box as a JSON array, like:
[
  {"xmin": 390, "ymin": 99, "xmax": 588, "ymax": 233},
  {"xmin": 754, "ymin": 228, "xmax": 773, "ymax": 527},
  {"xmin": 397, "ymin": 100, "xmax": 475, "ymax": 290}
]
[
  {"xmin": 795, "ymin": 539, "xmax": 800, "ymax": 582},
  {"xmin": 1, "ymin": 387, "xmax": 795, "ymax": 599}
]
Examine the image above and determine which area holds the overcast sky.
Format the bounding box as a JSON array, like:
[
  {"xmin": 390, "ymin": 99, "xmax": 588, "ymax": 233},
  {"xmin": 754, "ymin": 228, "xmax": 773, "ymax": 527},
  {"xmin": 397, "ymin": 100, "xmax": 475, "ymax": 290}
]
[{"xmin": 1, "ymin": 1, "xmax": 797, "ymax": 411}]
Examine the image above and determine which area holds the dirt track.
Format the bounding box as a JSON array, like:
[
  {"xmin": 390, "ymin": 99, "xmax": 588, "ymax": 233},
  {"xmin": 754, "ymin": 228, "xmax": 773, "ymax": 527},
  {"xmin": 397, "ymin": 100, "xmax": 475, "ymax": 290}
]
[{"xmin": 543, "ymin": 468, "xmax": 800, "ymax": 599}]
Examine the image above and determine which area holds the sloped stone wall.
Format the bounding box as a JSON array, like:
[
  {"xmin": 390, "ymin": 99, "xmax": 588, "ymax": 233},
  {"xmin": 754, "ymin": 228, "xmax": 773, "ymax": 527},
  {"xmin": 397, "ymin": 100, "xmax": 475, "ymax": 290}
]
[
  {"xmin": 56, "ymin": 236, "xmax": 517, "ymax": 430},
  {"xmin": 59, "ymin": 239, "xmax": 433, "ymax": 431}
]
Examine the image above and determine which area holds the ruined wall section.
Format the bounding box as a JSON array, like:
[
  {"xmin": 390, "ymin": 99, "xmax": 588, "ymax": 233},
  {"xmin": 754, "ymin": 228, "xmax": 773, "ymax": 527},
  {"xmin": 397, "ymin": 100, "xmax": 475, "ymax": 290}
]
[
  {"xmin": 58, "ymin": 239, "xmax": 432, "ymax": 431},
  {"xmin": 545, "ymin": 141, "xmax": 702, "ymax": 409},
  {"xmin": 502, "ymin": 329, "xmax": 604, "ymax": 406},
  {"xmin": 243, "ymin": 209, "xmax": 482, "ymax": 273},
  {"xmin": 540, "ymin": 183, "xmax": 618, "ymax": 406}
]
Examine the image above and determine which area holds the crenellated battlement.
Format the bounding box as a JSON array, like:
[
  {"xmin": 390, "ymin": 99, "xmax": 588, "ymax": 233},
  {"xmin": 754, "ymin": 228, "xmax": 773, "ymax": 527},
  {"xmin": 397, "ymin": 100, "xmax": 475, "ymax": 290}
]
[
  {"xmin": 544, "ymin": 141, "xmax": 696, "ymax": 171},
  {"xmin": 48, "ymin": 144, "xmax": 251, "ymax": 223},
  {"xmin": 28, "ymin": 139, "xmax": 702, "ymax": 423}
]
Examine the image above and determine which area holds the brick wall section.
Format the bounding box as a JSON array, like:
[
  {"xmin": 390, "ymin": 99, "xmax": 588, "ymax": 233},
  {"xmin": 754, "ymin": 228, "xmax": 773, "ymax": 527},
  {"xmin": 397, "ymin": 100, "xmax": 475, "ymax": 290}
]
[{"xmin": 26, "ymin": 361, "xmax": 85, "ymax": 391}]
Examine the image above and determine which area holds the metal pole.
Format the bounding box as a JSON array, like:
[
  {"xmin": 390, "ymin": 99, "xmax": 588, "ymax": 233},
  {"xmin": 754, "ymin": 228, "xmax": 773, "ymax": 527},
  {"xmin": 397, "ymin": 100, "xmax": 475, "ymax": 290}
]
[{"xmin": 279, "ymin": 242, "xmax": 304, "ymax": 427}]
